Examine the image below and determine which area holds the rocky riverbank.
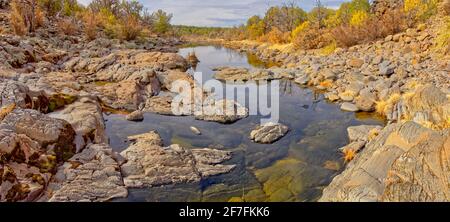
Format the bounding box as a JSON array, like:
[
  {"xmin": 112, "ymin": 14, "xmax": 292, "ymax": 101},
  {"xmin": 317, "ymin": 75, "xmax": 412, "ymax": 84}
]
[
  {"xmin": 0, "ymin": 6, "xmax": 244, "ymax": 201},
  {"xmin": 191, "ymin": 10, "xmax": 450, "ymax": 201}
]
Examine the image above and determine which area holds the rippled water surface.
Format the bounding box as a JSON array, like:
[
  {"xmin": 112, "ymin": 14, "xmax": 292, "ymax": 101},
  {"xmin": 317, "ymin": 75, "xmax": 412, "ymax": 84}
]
[{"xmin": 106, "ymin": 46, "xmax": 383, "ymax": 202}]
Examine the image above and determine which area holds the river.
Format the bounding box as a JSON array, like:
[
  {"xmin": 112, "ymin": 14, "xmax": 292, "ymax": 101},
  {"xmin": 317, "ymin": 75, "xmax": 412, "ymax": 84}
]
[{"xmin": 107, "ymin": 45, "xmax": 383, "ymax": 202}]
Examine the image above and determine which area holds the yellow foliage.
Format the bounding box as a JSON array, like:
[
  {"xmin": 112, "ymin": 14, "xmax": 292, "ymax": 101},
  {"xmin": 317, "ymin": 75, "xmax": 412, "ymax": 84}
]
[
  {"xmin": 291, "ymin": 21, "xmax": 310, "ymax": 39},
  {"xmin": 404, "ymin": 0, "xmax": 439, "ymax": 21},
  {"xmin": 342, "ymin": 148, "xmax": 356, "ymax": 163},
  {"xmin": 435, "ymin": 16, "xmax": 450, "ymax": 55},
  {"xmin": 350, "ymin": 10, "xmax": 369, "ymax": 27},
  {"xmin": 320, "ymin": 41, "xmax": 337, "ymax": 55},
  {"xmin": 375, "ymin": 93, "xmax": 401, "ymax": 116},
  {"xmin": 319, "ymin": 80, "xmax": 333, "ymax": 88},
  {"xmin": 367, "ymin": 128, "xmax": 380, "ymax": 141},
  {"xmin": 0, "ymin": 103, "xmax": 16, "ymax": 121}
]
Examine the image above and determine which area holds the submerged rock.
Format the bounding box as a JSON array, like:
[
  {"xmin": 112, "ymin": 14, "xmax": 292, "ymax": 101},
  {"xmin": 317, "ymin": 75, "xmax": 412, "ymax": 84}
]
[
  {"xmin": 126, "ymin": 110, "xmax": 144, "ymax": 122},
  {"xmin": 120, "ymin": 131, "xmax": 235, "ymax": 188},
  {"xmin": 194, "ymin": 99, "xmax": 249, "ymax": 124},
  {"xmin": 250, "ymin": 122, "xmax": 289, "ymax": 144},
  {"xmin": 190, "ymin": 126, "xmax": 201, "ymax": 135},
  {"xmin": 213, "ymin": 66, "xmax": 277, "ymax": 81}
]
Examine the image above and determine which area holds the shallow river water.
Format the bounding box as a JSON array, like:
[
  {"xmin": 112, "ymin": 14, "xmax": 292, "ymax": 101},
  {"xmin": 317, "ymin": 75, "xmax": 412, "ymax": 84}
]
[{"xmin": 107, "ymin": 46, "xmax": 384, "ymax": 202}]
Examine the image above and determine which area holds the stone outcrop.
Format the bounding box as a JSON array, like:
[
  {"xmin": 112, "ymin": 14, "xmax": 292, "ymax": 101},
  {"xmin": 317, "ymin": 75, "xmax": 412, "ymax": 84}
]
[
  {"xmin": 43, "ymin": 144, "xmax": 128, "ymax": 202},
  {"xmin": 372, "ymin": 0, "xmax": 404, "ymax": 17},
  {"xmin": 0, "ymin": 108, "xmax": 77, "ymax": 202},
  {"xmin": 48, "ymin": 96, "xmax": 108, "ymax": 152},
  {"xmin": 120, "ymin": 131, "xmax": 235, "ymax": 188},
  {"xmin": 320, "ymin": 122, "xmax": 449, "ymax": 202},
  {"xmin": 213, "ymin": 67, "xmax": 278, "ymax": 81},
  {"xmin": 250, "ymin": 122, "xmax": 289, "ymax": 144},
  {"xmin": 194, "ymin": 99, "xmax": 249, "ymax": 124},
  {"xmin": 0, "ymin": 80, "xmax": 49, "ymax": 113}
]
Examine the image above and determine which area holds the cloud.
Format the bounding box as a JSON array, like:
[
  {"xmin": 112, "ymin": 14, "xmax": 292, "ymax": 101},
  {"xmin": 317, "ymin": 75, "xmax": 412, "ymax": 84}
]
[{"xmin": 78, "ymin": 0, "xmax": 349, "ymax": 27}]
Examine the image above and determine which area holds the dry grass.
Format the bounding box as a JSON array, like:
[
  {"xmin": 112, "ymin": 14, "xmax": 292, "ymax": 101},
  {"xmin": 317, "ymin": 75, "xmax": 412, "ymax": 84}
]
[
  {"xmin": 57, "ymin": 18, "xmax": 78, "ymax": 35},
  {"xmin": 10, "ymin": 0, "xmax": 27, "ymax": 35},
  {"xmin": 0, "ymin": 103, "xmax": 16, "ymax": 121},
  {"xmin": 367, "ymin": 128, "xmax": 380, "ymax": 141},
  {"xmin": 10, "ymin": 0, "xmax": 45, "ymax": 35},
  {"xmin": 319, "ymin": 80, "xmax": 333, "ymax": 88},
  {"xmin": 375, "ymin": 93, "xmax": 401, "ymax": 116},
  {"xmin": 118, "ymin": 15, "xmax": 142, "ymax": 41},
  {"xmin": 82, "ymin": 10, "xmax": 101, "ymax": 40},
  {"xmin": 293, "ymin": 28, "xmax": 333, "ymax": 50},
  {"xmin": 342, "ymin": 148, "xmax": 356, "ymax": 163}
]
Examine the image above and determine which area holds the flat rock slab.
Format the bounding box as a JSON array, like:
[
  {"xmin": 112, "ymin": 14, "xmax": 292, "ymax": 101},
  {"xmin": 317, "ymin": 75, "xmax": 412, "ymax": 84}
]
[
  {"xmin": 44, "ymin": 144, "xmax": 128, "ymax": 202},
  {"xmin": 340, "ymin": 102, "xmax": 359, "ymax": 112},
  {"xmin": 120, "ymin": 131, "xmax": 235, "ymax": 188},
  {"xmin": 250, "ymin": 122, "xmax": 289, "ymax": 144}
]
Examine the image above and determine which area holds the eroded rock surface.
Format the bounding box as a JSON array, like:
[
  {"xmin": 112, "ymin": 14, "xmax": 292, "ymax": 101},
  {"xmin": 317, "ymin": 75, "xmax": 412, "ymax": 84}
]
[
  {"xmin": 250, "ymin": 122, "xmax": 289, "ymax": 144},
  {"xmin": 120, "ymin": 131, "xmax": 235, "ymax": 188},
  {"xmin": 43, "ymin": 144, "xmax": 128, "ymax": 202},
  {"xmin": 320, "ymin": 122, "xmax": 450, "ymax": 202}
]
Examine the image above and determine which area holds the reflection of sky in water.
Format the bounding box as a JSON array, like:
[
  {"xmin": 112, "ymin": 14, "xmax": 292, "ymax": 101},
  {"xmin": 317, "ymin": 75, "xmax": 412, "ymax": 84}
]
[{"xmin": 108, "ymin": 46, "xmax": 384, "ymax": 202}]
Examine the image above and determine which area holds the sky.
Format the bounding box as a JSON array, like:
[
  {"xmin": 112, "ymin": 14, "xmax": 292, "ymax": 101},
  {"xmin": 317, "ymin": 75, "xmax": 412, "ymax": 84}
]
[{"xmin": 78, "ymin": 0, "xmax": 349, "ymax": 27}]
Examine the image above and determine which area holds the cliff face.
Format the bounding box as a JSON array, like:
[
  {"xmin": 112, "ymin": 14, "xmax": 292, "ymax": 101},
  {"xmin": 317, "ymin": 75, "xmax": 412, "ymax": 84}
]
[{"xmin": 372, "ymin": 0, "xmax": 405, "ymax": 16}]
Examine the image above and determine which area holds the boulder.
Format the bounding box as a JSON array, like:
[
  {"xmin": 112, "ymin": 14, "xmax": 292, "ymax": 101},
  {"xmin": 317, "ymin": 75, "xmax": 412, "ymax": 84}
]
[
  {"xmin": 347, "ymin": 125, "xmax": 383, "ymax": 142},
  {"xmin": 120, "ymin": 131, "xmax": 235, "ymax": 188},
  {"xmin": 44, "ymin": 144, "xmax": 128, "ymax": 202},
  {"xmin": 347, "ymin": 58, "xmax": 364, "ymax": 68},
  {"xmin": 250, "ymin": 122, "xmax": 289, "ymax": 144},
  {"xmin": 320, "ymin": 122, "xmax": 450, "ymax": 202},
  {"xmin": 48, "ymin": 96, "xmax": 108, "ymax": 152},
  {"xmin": 194, "ymin": 99, "xmax": 248, "ymax": 124},
  {"xmin": 340, "ymin": 102, "xmax": 359, "ymax": 112},
  {"xmin": 1, "ymin": 108, "xmax": 76, "ymax": 163},
  {"xmin": 126, "ymin": 110, "xmax": 144, "ymax": 122}
]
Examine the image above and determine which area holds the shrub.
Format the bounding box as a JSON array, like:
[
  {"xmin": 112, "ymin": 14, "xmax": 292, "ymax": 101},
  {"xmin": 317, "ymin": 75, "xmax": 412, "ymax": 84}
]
[
  {"xmin": 10, "ymin": 0, "xmax": 27, "ymax": 35},
  {"xmin": 404, "ymin": 0, "xmax": 439, "ymax": 23},
  {"xmin": 291, "ymin": 21, "xmax": 310, "ymax": 39},
  {"xmin": 332, "ymin": 9, "xmax": 407, "ymax": 47},
  {"xmin": 444, "ymin": 0, "xmax": 450, "ymax": 15},
  {"xmin": 265, "ymin": 27, "xmax": 289, "ymax": 44},
  {"xmin": 82, "ymin": 10, "xmax": 100, "ymax": 40},
  {"xmin": 293, "ymin": 27, "xmax": 333, "ymax": 50},
  {"xmin": 349, "ymin": 10, "xmax": 369, "ymax": 27},
  {"xmin": 117, "ymin": 15, "xmax": 142, "ymax": 40},
  {"xmin": 435, "ymin": 16, "xmax": 450, "ymax": 55},
  {"xmin": 57, "ymin": 18, "xmax": 78, "ymax": 35},
  {"xmin": 320, "ymin": 41, "xmax": 337, "ymax": 55},
  {"xmin": 38, "ymin": 0, "xmax": 62, "ymax": 17},
  {"xmin": 10, "ymin": 0, "xmax": 44, "ymax": 35}
]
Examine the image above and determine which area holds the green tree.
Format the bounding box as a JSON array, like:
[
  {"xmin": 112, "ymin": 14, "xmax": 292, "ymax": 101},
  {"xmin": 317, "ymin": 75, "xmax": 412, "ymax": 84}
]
[{"xmin": 152, "ymin": 9, "xmax": 173, "ymax": 34}]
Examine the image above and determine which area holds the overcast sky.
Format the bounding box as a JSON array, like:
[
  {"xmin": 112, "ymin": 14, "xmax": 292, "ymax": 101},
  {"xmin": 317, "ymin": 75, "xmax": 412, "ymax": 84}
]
[{"xmin": 79, "ymin": 0, "xmax": 349, "ymax": 27}]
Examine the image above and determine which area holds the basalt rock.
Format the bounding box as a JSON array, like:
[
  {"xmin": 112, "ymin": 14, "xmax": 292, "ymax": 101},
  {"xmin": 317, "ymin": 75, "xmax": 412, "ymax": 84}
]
[
  {"xmin": 1, "ymin": 108, "xmax": 76, "ymax": 163},
  {"xmin": 250, "ymin": 122, "xmax": 289, "ymax": 144},
  {"xmin": 48, "ymin": 96, "xmax": 108, "ymax": 152},
  {"xmin": 320, "ymin": 122, "xmax": 450, "ymax": 202},
  {"xmin": 120, "ymin": 131, "xmax": 235, "ymax": 188},
  {"xmin": 43, "ymin": 144, "xmax": 128, "ymax": 202}
]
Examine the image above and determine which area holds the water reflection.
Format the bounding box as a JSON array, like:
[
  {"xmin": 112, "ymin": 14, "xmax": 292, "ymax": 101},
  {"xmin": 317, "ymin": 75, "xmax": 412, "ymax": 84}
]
[{"xmin": 107, "ymin": 46, "xmax": 384, "ymax": 202}]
